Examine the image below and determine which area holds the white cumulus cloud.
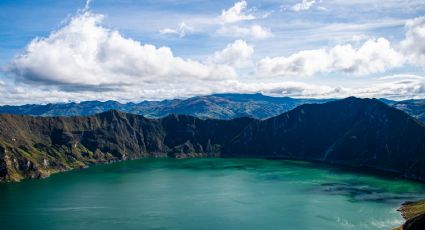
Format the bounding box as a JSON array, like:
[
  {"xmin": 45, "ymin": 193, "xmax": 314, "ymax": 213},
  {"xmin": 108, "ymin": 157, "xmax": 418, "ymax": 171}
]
[
  {"xmin": 7, "ymin": 11, "xmax": 237, "ymax": 91},
  {"xmin": 159, "ymin": 22, "xmax": 194, "ymax": 38},
  {"xmin": 291, "ymin": 0, "xmax": 316, "ymax": 12},
  {"xmin": 219, "ymin": 0, "xmax": 255, "ymax": 24},
  {"xmin": 401, "ymin": 16, "xmax": 425, "ymax": 67},
  {"xmin": 209, "ymin": 40, "xmax": 254, "ymax": 67},
  {"xmin": 217, "ymin": 24, "xmax": 272, "ymax": 39},
  {"xmin": 257, "ymin": 38, "xmax": 404, "ymax": 77}
]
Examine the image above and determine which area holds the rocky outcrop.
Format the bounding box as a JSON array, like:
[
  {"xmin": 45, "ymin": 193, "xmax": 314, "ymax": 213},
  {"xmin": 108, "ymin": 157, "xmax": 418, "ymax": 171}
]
[
  {"xmin": 395, "ymin": 200, "xmax": 425, "ymax": 230},
  {"xmin": 0, "ymin": 97, "xmax": 424, "ymax": 182}
]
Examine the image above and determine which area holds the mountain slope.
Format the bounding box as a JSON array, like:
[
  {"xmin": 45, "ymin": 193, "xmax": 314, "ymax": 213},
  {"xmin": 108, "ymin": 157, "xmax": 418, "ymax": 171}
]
[
  {"xmin": 0, "ymin": 97, "xmax": 424, "ymax": 183},
  {"xmin": 0, "ymin": 111, "xmax": 254, "ymax": 181}
]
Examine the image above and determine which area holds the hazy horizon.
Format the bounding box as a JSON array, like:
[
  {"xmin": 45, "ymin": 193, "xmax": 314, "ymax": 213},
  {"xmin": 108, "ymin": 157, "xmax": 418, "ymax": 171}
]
[{"xmin": 0, "ymin": 93, "xmax": 413, "ymax": 107}]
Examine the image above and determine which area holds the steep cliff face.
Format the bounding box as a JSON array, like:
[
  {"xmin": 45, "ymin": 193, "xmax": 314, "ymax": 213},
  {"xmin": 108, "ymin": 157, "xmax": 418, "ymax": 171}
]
[
  {"xmin": 223, "ymin": 97, "xmax": 425, "ymax": 180},
  {"xmin": 0, "ymin": 111, "xmax": 254, "ymax": 181},
  {"xmin": 0, "ymin": 97, "xmax": 424, "ymax": 182}
]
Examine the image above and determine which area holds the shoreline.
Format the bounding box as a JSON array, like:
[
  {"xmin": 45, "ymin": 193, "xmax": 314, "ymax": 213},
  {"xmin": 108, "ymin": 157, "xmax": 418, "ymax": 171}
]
[{"xmin": 394, "ymin": 200, "xmax": 425, "ymax": 230}]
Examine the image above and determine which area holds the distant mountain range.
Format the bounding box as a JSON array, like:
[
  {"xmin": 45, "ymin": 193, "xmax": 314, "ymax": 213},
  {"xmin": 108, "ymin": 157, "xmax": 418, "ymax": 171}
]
[
  {"xmin": 0, "ymin": 93, "xmax": 424, "ymax": 123},
  {"xmin": 392, "ymin": 99, "xmax": 425, "ymax": 123},
  {"xmin": 1, "ymin": 97, "xmax": 424, "ymax": 184},
  {"xmin": 0, "ymin": 93, "xmax": 330, "ymax": 119}
]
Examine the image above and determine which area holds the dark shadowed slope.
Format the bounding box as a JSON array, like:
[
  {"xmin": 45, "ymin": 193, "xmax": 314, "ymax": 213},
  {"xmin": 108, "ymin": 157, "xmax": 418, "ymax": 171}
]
[
  {"xmin": 0, "ymin": 97, "xmax": 424, "ymax": 183},
  {"xmin": 224, "ymin": 97, "xmax": 425, "ymax": 180}
]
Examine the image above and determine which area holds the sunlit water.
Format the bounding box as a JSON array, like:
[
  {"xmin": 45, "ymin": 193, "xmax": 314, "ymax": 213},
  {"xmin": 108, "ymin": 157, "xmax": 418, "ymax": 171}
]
[{"xmin": 0, "ymin": 158, "xmax": 424, "ymax": 230}]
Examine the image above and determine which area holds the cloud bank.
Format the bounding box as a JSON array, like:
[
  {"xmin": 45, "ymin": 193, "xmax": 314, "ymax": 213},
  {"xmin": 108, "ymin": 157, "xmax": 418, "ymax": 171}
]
[
  {"xmin": 1, "ymin": 3, "xmax": 425, "ymax": 104},
  {"xmin": 257, "ymin": 38, "xmax": 404, "ymax": 77},
  {"xmin": 255, "ymin": 14, "xmax": 425, "ymax": 78},
  {"xmin": 8, "ymin": 11, "xmax": 237, "ymax": 92}
]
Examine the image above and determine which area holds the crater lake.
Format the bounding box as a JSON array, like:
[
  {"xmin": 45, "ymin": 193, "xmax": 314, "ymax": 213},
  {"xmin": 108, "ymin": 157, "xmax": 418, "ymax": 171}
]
[{"xmin": 1, "ymin": 158, "xmax": 424, "ymax": 230}]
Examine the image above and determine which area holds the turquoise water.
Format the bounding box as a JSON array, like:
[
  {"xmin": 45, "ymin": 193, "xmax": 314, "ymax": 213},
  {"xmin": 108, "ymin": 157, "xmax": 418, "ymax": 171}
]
[{"xmin": 0, "ymin": 158, "xmax": 424, "ymax": 230}]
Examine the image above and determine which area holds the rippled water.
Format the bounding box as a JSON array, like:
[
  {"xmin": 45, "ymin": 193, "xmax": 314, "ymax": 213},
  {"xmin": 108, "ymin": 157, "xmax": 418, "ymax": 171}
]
[{"xmin": 0, "ymin": 158, "xmax": 424, "ymax": 230}]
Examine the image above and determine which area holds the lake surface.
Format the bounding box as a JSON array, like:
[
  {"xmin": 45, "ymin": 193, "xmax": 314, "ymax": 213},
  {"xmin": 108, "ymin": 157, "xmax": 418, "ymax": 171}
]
[{"xmin": 0, "ymin": 158, "xmax": 424, "ymax": 230}]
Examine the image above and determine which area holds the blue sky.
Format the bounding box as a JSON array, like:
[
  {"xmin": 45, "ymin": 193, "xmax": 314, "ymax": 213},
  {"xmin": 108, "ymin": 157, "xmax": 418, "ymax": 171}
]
[{"xmin": 0, "ymin": 0, "xmax": 425, "ymax": 104}]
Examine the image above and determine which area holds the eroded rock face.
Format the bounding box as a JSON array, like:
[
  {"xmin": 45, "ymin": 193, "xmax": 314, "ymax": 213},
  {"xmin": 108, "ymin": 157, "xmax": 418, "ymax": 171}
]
[
  {"xmin": 395, "ymin": 200, "xmax": 425, "ymax": 230},
  {"xmin": 0, "ymin": 97, "xmax": 424, "ymax": 182},
  {"xmin": 0, "ymin": 146, "xmax": 7, "ymax": 181}
]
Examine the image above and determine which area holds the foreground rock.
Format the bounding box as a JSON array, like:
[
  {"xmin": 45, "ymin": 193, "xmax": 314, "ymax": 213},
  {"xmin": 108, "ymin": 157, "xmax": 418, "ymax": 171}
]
[
  {"xmin": 0, "ymin": 97, "xmax": 424, "ymax": 182},
  {"xmin": 395, "ymin": 200, "xmax": 425, "ymax": 230}
]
